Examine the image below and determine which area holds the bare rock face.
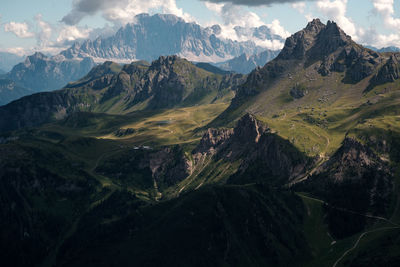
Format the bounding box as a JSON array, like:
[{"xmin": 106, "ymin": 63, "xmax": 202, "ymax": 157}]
[
  {"xmin": 316, "ymin": 138, "xmax": 390, "ymax": 182},
  {"xmin": 368, "ymin": 54, "xmax": 400, "ymax": 90},
  {"xmin": 193, "ymin": 128, "xmax": 234, "ymax": 155},
  {"xmin": 297, "ymin": 137, "xmax": 393, "ymax": 238},
  {"xmin": 194, "ymin": 114, "xmax": 311, "ymax": 185},
  {"xmin": 60, "ymin": 13, "xmax": 268, "ymax": 63},
  {"xmin": 149, "ymin": 146, "xmax": 192, "ymax": 187}
]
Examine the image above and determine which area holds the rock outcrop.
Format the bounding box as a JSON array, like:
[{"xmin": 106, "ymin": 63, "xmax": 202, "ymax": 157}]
[
  {"xmin": 194, "ymin": 114, "xmax": 311, "ymax": 185},
  {"xmin": 297, "ymin": 138, "xmax": 393, "ymax": 237},
  {"xmin": 368, "ymin": 54, "xmax": 400, "ymax": 91}
]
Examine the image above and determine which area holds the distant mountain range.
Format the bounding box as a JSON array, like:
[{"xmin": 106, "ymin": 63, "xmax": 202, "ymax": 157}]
[
  {"xmin": 0, "ymin": 53, "xmax": 95, "ymax": 106},
  {"xmin": 0, "ymin": 52, "xmax": 24, "ymax": 72},
  {"xmin": 8, "ymin": 52, "xmax": 95, "ymax": 93},
  {"xmin": 60, "ymin": 13, "xmax": 278, "ymax": 63},
  {"xmin": 366, "ymin": 45, "xmax": 400, "ymax": 53},
  {"xmin": 215, "ymin": 50, "xmax": 280, "ymax": 74},
  {"xmin": 0, "ymin": 78, "xmax": 32, "ymax": 106},
  {"xmin": 0, "ymin": 13, "xmax": 283, "ymax": 106}
]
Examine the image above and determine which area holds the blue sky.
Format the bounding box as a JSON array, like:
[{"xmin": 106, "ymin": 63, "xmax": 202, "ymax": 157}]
[{"xmin": 0, "ymin": 0, "xmax": 399, "ymax": 55}]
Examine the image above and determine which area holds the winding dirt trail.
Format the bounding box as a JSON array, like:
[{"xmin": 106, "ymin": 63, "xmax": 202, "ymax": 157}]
[
  {"xmin": 332, "ymin": 226, "xmax": 400, "ymax": 267},
  {"xmin": 299, "ymin": 194, "xmax": 400, "ymax": 267}
]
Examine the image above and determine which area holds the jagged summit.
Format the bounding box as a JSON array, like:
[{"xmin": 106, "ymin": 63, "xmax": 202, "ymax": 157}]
[
  {"xmin": 214, "ymin": 18, "xmax": 396, "ymax": 125},
  {"xmin": 278, "ymin": 19, "xmax": 352, "ymax": 61},
  {"xmin": 59, "ymin": 13, "xmax": 269, "ymax": 63}
]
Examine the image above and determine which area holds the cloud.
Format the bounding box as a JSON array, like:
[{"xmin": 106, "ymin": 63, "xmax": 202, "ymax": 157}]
[
  {"xmin": 56, "ymin": 25, "xmax": 92, "ymax": 43},
  {"xmin": 201, "ymin": 0, "xmax": 315, "ymax": 6},
  {"xmin": 62, "ymin": 0, "xmax": 192, "ymax": 26},
  {"xmin": 35, "ymin": 14, "xmax": 53, "ymax": 47},
  {"xmin": 204, "ymin": 1, "xmax": 288, "ymax": 49},
  {"xmin": 267, "ymin": 19, "xmax": 290, "ymax": 38},
  {"xmin": 0, "ymin": 47, "xmax": 27, "ymax": 56},
  {"xmin": 4, "ymin": 22, "xmax": 35, "ymax": 38},
  {"xmin": 291, "ymin": 2, "xmax": 306, "ymax": 13},
  {"xmin": 316, "ymin": 0, "xmax": 360, "ymax": 40},
  {"xmin": 372, "ymin": 0, "xmax": 400, "ymax": 29}
]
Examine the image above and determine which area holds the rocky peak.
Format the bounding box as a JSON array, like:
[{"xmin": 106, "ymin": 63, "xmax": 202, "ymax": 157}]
[
  {"xmin": 151, "ymin": 55, "xmax": 181, "ymax": 70},
  {"xmin": 278, "ymin": 18, "xmax": 325, "ymax": 60},
  {"xmin": 30, "ymin": 52, "xmax": 47, "ymax": 60},
  {"xmin": 193, "ymin": 114, "xmax": 310, "ymax": 185},
  {"xmin": 368, "ymin": 53, "xmax": 400, "ymax": 90},
  {"xmin": 194, "ymin": 128, "xmax": 234, "ymax": 155},
  {"xmin": 278, "ymin": 19, "xmax": 352, "ymax": 61},
  {"xmin": 312, "ymin": 20, "xmax": 351, "ymax": 56},
  {"xmin": 304, "ymin": 18, "xmax": 325, "ymax": 34},
  {"xmin": 233, "ymin": 114, "xmax": 269, "ymax": 143},
  {"xmin": 24, "ymin": 52, "xmax": 47, "ymax": 66}
]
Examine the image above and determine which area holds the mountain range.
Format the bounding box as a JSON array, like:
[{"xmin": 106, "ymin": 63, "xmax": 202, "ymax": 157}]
[
  {"xmin": 1, "ymin": 18, "xmax": 400, "ymax": 267},
  {"xmin": 60, "ymin": 13, "xmax": 276, "ymax": 63},
  {"xmin": 0, "ymin": 53, "xmax": 95, "ymax": 106},
  {"xmin": 0, "ymin": 13, "xmax": 282, "ymax": 106},
  {"xmin": 215, "ymin": 49, "xmax": 280, "ymax": 74}
]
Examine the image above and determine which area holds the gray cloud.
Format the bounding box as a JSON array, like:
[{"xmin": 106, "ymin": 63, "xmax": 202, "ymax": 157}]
[
  {"xmin": 62, "ymin": 0, "xmax": 111, "ymax": 25},
  {"xmin": 200, "ymin": 0, "xmax": 314, "ymax": 6}
]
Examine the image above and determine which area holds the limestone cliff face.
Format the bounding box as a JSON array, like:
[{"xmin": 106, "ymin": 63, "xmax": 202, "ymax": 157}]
[
  {"xmin": 60, "ymin": 13, "xmax": 269, "ymax": 63},
  {"xmin": 194, "ymin": 114, "xmax": 311, "ymax": 185},
  {"xmin": 296, "ymin": 137, "xmax": 394, "ymax": 238},
  {"xmin": 300, "ymin": 138, "xmax": 393, "ymax": 217},
  {"xmin": 368, "ymin": 54, "xmax": 400, "ymax": 90}
]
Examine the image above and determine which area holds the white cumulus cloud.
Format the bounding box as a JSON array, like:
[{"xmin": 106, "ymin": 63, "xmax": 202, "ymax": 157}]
[
  {"xmin": 56, "ymin": 25, "xmax": 92, "ymax": 43},
  {"xmin": 62, "ymin": 0, "xmax": 193, "ymax": 26},
  {"xmin": 291, "ymin": 2, "xmax": 306, "ymax": 13},
  {"xmin": 4, "ymin": 22, "xmax": 35, "ymax": 38},
  {"xmin": 372, "ymin": 0, "xmax": 400, "ymax": 29},
  {"xmin": 204, "ymin": 1, "xmax": 287, "ymax": 50},
  {"xmin": 316, "ymin": 0, "xmax": 363, "ymax": 41}
]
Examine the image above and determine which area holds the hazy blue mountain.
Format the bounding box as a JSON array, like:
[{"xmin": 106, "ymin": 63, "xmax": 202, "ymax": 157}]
[
  {"xmin": 365, "ymin": 45, "xmax": 400, "ymax": 53},
  {"xmin": 0, "ymin": 69, "xmax": 5, "ymax": 75},
  {"xmin": 0, "ymin": 78, "xmax": 32, "ymax": 106},
  {"xmin": 377, "ymin": 46, "xmax": 400, "ymax": 52},
  {"xmin": 234, "ymin": 25, "xmax": 284, "ymax": 43},
  {"xmin": 0, "ymin": 52, "xmax": 24, "ymax": 72},
  {"xmin": 8, "ymin": 52, "xmax": 96, "ymax": 93},
  {"xmin": 60, "ymin": 13, "xmax": 277, "ymax": 63},
  {"xmin": 216, "ymin": 50, "xmax": 280, "ymax": 74}
]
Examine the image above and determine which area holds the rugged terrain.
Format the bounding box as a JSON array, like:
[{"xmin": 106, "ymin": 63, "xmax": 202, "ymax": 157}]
[
  {"xmin": 0, "ymin": 53, "xmax": 95, "ymax": 105},
  {"xmin": 216, "ymin": 50, "xmax": 280, "ymax": 74},
  {"xmin": 61, "ymin": 13, "xmax": 277, "ymax": 63},
  {"xmin": 1, "ymin": 19, "xmax": 400, "ymax": 267}
]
